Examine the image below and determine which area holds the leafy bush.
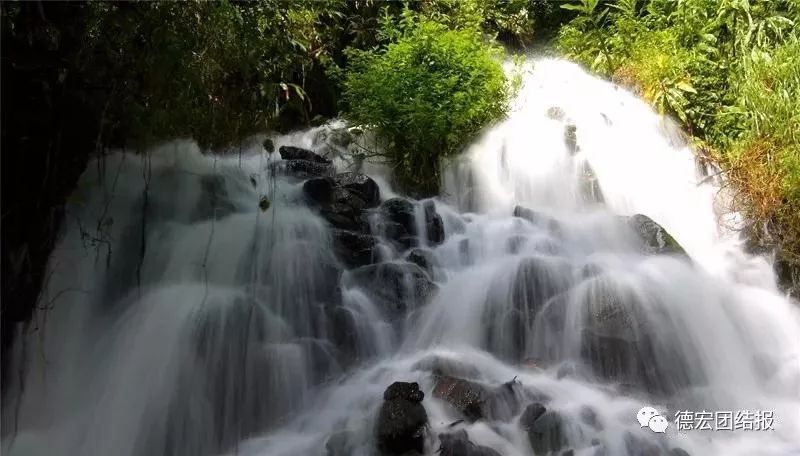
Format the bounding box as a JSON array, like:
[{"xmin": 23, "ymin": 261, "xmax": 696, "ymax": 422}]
[{"xmin": 342, "ymin": 18, "xmax": 511, "ymax": 194}]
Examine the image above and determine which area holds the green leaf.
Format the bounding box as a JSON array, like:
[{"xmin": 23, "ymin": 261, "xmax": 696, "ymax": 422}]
[{"xmin": 676, "ymin": 81, "xmax": 697, "ymax": 94}]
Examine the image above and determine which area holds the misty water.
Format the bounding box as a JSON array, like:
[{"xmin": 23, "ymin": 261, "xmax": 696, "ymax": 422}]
[{"xmin": 3, "ymin": 59, "xmax": 799, "ymax": 456}]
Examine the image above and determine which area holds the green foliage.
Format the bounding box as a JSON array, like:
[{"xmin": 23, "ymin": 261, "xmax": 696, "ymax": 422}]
[
  {"xmin": 79, "ymin": 1, "xmax": 336, "ymax": 148},
  {"xmin": 556, "ymin": 0, "xmax": 800, "ymax": 270},
  {"xmin": 730, "ymin": 38, "xmax": 800, "ymax": 196},
  {"xmin": 417, "ymin": 0, "xmax": 536, "ymax": 45},
  {"xmin": 342, "ymin": 18, "xmax": 511, "ymax": 194}
]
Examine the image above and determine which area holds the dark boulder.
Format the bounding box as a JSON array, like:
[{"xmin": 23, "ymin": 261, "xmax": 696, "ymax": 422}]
[
  {"xmin": 513, "ymin": 206, "xmax": 563, "ymax": 237},
  {"xmin": 284, "ymin": 159, "xmax": 335, "ymax": 178},
  {"xmin": 384, "ymin": 381, "xmax": 425, "ymax": 402},
  {"xmin": 519, "ymin": 402, "xmax": 546, "ymax": 428},
  {"xmin": 578, "ymin": 277, "xmax": 694, "ymax": 396},
  {"xmin": 406, "ymin": 248, "xmax": 437, "ymax": 275},
  {"xmin": 347, "ymin": 262, "xmax": 437, "ymax": 319},
  {"xmin": 432, "ymin": 375, "xmax": 528, "ymax": 423},
  {"xmin": 433, "ymin": 376, "xmax": 487, "ymax": 422},
  {"xmin": 194, "ymin": 174, "xmax": 238, "ymax": 221},
  {"xmin": 382, "ymin": 198, "xmax": 416, "ymax": 229},
  {"xmin": 519, "ymin": 403, "xmax": 567, "ymax": 454},
  {"xmin": 332, "ymin": 229, "xmax": 377, "ymax": 268},
  {"xmin": 627, "ymin": 214, "xmax": 686, "ymax": 255},
  {"xmin": 325, "ymin": 430, "xmax": 355, "ymax": 456},
  {"xmin": 328, "ymin": 305, "xmax": 359, "ymax": 358},
  {"xmin": 580, "ymin": 405, "xmax": 602, "ymax": 431},
  {"xmin": 263, "ymin": 138, "xmax": 275, "ymax": 153},
  {"xmin": 485, "ymin": 257, "xmax": 571, "ymax": 362},
  {"xmin": 506, "ymin": 235, "xmax": 528, "ymax": 254},
  {"xmin": 423, "ymin": 200, "xmax": 445, "ymax": 245},
  {"xmin": 376, "ymin": 221, "xmax": 416, "ymax": 250},
  {"xmin": 336, "ymin": 172, "xmax": 380, "ymax": 208},
  {"xmin": 307, "ymin": 185, "xmax": 372, "ymax": 232},
  {"xmin": 438, "ymin": 429, "xmax": 501, "ymax": 456},
  {"xmin": 412, "ymin": 355, "xmax": 481, "ymax": 379},
  {"xmin": 483, "ymin": 378, "xmax": 525, "ymax": 421},
  {"xmin": 279, "ymin": 145, "xmax": 331, "ymax": 163},
  {"xmin": 564, "ymin": 124, "xmax": 578, "ymax": 155},
  {"xmin": 376, "ymin": 382, "xmax": 428, "ymax": 455},
  {"xmin": 379, "ymin": 198, "xmax": 417, "ymax": 248},
  {"xmin": 303, "ymin": 177, "xmax": 336, "ymax": 205}
]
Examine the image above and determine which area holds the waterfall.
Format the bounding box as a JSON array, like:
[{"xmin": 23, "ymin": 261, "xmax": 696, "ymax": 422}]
[{"xmin": 3, "ymin": 59, "xmax": 799, "ymax": 456}]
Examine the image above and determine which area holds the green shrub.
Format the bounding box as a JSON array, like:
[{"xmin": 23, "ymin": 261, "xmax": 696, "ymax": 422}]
[
  {"xmin": 728, "ymin": 38, "xmax": 800, "ymax": 211},
  {"xmin": 342, "ymin": 18, "xmax": 511, "ymax": 194}
]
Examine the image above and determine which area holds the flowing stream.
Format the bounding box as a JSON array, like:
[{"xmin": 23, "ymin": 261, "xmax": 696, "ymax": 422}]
[{"xmin": 3, "ymin": 59, "xmax": 799, "ymax": 456}]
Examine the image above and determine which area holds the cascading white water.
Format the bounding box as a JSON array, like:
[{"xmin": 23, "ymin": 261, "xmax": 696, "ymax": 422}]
[{"xmin": 3, "ymin": 58, "xmax": 799, "ymax": 456}]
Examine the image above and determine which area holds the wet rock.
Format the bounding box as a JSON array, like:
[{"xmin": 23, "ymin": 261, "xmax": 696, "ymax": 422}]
[
  {"xmin": 194, "ymin": 174, "xmax": 238, "ymax": 220},
  {"xmin": 547, "ymin": 106, "xmax": 565, "ymax": 120},
  {"xmin": 555, "ymin": 361, "xmax": 586, "ymax": 380},
  {"xmin": 258, "ymin": 196, "xmax": 270, "ymax": 212},
  {"xmin": 423, "ymin": 200, "xmax": 445, "ymax": 245},
  {"xmin": 347, "ymin": 262, "xmax": 437, "ymax": 319},
  {"xmin": 382, "ymin": 198, "xmax": 416, "ymax": 227},
  {"xmin": 627, "ymin": 214, "xmax": 686, "ymax": 255},
  {"xmin": 438, "ymin": 429, "xmax": 501, "ymax": 456},
  {"xmin": 325, "ymin": 430, "xmax": 355, "ymax": 456},
  {"xmin": 580, "ymin": 405, "xmax": 602, "ymax": 431},
  {"xmin": 376, "ymin": 382, "xmax": 428, "ymax": 455},
  {"xmin": 412, "ymin": 355, "xmax": 481, "ymax": 379},
  {"xmin": 406, "ymin": 248, "xmax": 437, "ymax": 275},
  {"xmin": 384, "ymin": 381, "xmax": 425, "ymax": 402},
  {"xmin": 329, "ymin": 306, "xmax": 358, "ymax": 357},
  {"xmin": 519, "ymin": 403, "xmax": 567, "ymax": 454},
  {"xmin": 506, "ymin": 235, "xmax": 528, "ymax": 254},
  {"xmin": 565, "ymin": 124, "xmax": 578, "ymax": 155},
  {"xmin": 432, "ymin": 376, "xmax": 487, "ymax": 422},
  {"xmin": 579, "ymin": 161, "xmax": 604, "ymax": 204},
  {"xmin": 332, "ymin": 229, "xmax": 377, "ymax": 268},
  {"xmin": 624, "ymin": 432, "xmax": 664, "ymax": 456},
  {"xmin": 459, "ymin": 238, "xmax": 472, "ymax": 265},
  {"xmin": 519, "ymin": 402, "xmax": 547, "ymax": 428},
  {"xmin": 432, "ymin": 376, "xmax": 526, "ymax": 422},
  {"xmin": 279, "ymin": 145, "xmax": 331, "ymax": 163},
  {"xmin": 312, "ymin": 186, "xmax": 372, "ymax": 232},
  {"xmin": 336, "ymin": 172, "xmax": 380, "ymax": 208},
  {"xmin": 376, "ymin": 221, "xmax": 416, "ymax": 250},
  {"xmin": 263, "ymin": 138, "xmax": 275, "ymax": 153},
  {"xmin": 579, "ymin": 283, "xmax": 650, "ymax": 387},
  {"xmin": 324, "ymin": 127, "xmax": 354, "ymax": 149},
  {"xmin": 578, "ymin": 278, "xmax": 694, "ymax": 395},
  {"xmin": 303, "ymin": 177, "xmax": 336, "ymax": 205},
  {"xmin": 513, "ymin": 206, "xmax": 562, "ymax": 236},
  {"xmin": 380, "ymin": 198, "xmax": 417, "ymax": 246},
  {"xmin": 486, "ymin": 257, "xmax": 571, "ymax": 362},
  {"xmin": 484, "ymin": 378, "xmax": 525, "ymax": 421},
  {"xmin": 284, "ymin": 159, "xmax": 335, "ymax": 178}
]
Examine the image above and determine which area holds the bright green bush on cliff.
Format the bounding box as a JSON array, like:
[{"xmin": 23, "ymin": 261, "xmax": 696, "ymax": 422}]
[{"xmin": 342, "ymin": 18, "xmax": 511, "ymax": 194}]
